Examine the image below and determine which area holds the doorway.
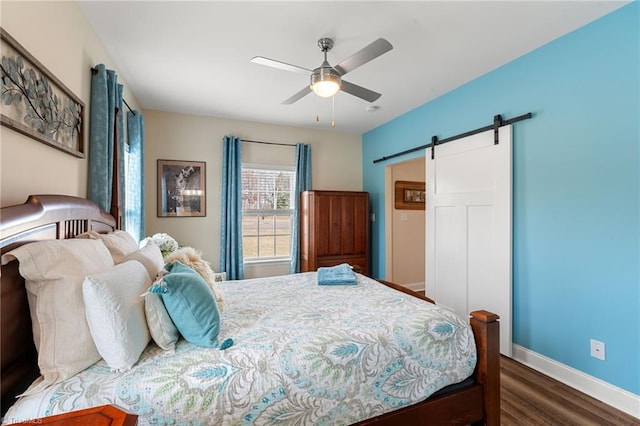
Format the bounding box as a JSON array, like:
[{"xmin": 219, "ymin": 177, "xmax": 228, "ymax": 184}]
[{"xmin": 384, "ymin": 157, "xmax": 426, "ymax": 293}]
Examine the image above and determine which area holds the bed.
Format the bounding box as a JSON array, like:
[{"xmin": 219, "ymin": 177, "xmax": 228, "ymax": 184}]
[{"xmin": 0, "ymin": 195, "xmax": 500, "ymax": 425}]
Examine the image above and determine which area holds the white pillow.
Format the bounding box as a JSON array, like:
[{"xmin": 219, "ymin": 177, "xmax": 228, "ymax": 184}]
[
  {"xmin": 78, "ymin": 230, "xmax": 139, "ymax": 264},
  {"xmin": 1, "ymin": 239, "xmax": 114, "ymax": 394},
  {"xmin": 123, "ymin": 242, "xmax": 164, "ymax": 280},
  {"xmin": 145, "ymin": 292, "xmax": 180, "ymax": 351},
  {"xmin": 83, "ymin": 260, "xmax": 151, "ymax": 371}
]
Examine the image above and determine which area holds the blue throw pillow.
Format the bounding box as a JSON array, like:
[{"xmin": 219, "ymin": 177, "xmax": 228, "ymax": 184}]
[{"xmin": 150, "ymin": 261, "xmax": 223, "ymax": 348}]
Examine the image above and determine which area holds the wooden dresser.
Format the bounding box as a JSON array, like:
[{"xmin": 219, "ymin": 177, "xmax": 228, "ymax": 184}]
[{"xmin": 300, "ymin": 190, "xmax": 370, "ymax": 276}]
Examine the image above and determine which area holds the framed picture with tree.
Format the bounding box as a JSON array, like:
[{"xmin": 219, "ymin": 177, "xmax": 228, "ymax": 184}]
[{"xmin": 157, "ymin": 159, "xmax": 206, "ymax": 217}]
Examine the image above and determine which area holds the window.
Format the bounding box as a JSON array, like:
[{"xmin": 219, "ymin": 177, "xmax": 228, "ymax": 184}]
[
  {"xmin": 241, "ymin": 165, "xmax": 296, "ymax": 261},
  {"xmin": 123, "ymin": 142, "xmax": 137, "ymax": 238}
]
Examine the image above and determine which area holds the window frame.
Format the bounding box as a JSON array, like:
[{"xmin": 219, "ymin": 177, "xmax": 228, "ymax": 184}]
[{"xmin": 241, "ymin": 163, "xmax": 296, "ymax": 263}]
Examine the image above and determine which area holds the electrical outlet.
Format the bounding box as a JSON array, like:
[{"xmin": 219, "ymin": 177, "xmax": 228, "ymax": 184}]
[
  {"xmin": 213, "ymin": 272, "xmax": 227, "ymax": 282},
  {"xmin": 590, "ymin": 339, "xmax": 605, "ymax": 360}
]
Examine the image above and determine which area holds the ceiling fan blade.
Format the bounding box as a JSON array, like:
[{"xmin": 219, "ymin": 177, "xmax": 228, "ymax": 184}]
[
  {"xmin": 340, "ymin": 80, "xmax": 381, "ymax": 103},
  {"xmin": 251, "ymin": 56, "xmax": 311, "ymax": 74},
  {"xmin": 282, "ymin": 86, "xmax": 312, "ymax": 104},
  {"xmin": 334, "ymin": 38, "xmax": 393, "ymax": 76}
]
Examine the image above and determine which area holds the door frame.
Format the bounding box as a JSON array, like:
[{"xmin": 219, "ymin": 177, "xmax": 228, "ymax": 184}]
[{"xmin": 384, "ymin": 156, "xmax": 426, "ymax": 288}]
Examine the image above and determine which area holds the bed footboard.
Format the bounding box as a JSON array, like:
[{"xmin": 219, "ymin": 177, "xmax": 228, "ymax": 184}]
[
  {"xmin": 470, "ymin": 310, "xmax": 500, "ymax": 426},
  {"xmin": 366, "ymin": 280, "xmax": 500, "ymax": 426}
]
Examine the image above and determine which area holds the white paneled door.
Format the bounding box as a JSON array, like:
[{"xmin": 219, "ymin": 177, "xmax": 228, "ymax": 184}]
[{"xmin": 426, "ymin": 126, "xmax": 512, "ymax": 355}]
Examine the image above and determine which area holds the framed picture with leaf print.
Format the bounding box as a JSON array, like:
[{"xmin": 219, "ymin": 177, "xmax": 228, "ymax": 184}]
[{"xmin": 0, "ymin": 28, "xmax": 85, "ymax": 158}]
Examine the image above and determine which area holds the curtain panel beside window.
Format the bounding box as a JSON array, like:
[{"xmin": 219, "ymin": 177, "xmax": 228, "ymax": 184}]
[
  {"xmin": 290, "ymin": 143, "xmax": 311, "ymax": 273},
  {"xmin": 220, "ymin": 135, "xmax": 245, "ymax": 280},
  {"xmin": 89, "ymin": 64, "xmax": 144, "ymax": 240},
  {"xmin": 88, "ymin": 64, "xmax": 121, "ymax": 215}
]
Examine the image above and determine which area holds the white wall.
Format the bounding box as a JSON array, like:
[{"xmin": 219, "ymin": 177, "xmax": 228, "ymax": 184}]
[
  {"xmin": 143, "ymin": 109, "xmax": 362, "ymax": 277},
  {"xmin": 0, "ymin": 1, "xmax": 141, "ymax": 207}
]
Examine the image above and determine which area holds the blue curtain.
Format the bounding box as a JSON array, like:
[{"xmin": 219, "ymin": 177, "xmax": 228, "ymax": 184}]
[
  {"xmin": 126, "ymin": 111, "xmax": 145, "ymax": 242},
  {"xmin": 290, "ymin": 143, "xmax": 312, "ymax": 273},
  {"xmin": 116, "ymin": 85, "xmax": 125, "ymax": 217},
  {"xmin": 88, "ymin": 64, "xmax": 124, "ymax": 215},
  {"xmin": 220, "ymin": 136, "xmax": 244, "ymax": 280}
]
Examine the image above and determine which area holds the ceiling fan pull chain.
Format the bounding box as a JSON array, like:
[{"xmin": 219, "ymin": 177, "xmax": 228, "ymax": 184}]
[{"xmin": 332, "ymin": 96, "xmax": 336, "ymax": 128}]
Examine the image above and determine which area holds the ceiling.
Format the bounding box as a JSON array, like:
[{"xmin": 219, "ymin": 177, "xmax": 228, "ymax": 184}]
[{"xmin": 76, "ymin": 1, "xmax": 628, "ymax": 135}]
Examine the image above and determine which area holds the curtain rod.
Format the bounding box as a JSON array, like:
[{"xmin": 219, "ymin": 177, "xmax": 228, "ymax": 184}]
[
  {"xmin": 122, "ymin": 98, "xmax": 135, "ymax": 116},
  {"xmin": 90, "ymin": 67, "xmax": 136, "ymax": 116},
  {"xmin": 241, "ymin": 139, "xmax": 296, "ymax": 147},
  {"xmin": 372, "ymin": 112, "xmax": 533, "ymax": 164}
]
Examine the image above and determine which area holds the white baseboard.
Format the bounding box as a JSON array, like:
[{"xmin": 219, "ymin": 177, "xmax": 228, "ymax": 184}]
[
  {"xmin": 512, "ymin": 344, "xmax": 640, "ymax": 419},
  {"xmin": 400, "ymin": 281, "xmax": 425, "ymax": 292}
]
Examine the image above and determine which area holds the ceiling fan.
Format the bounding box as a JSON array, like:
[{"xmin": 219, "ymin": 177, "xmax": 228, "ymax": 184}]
[{"xmin": 251, "ymin": 37, "xmax": 393, "ymax": 105}]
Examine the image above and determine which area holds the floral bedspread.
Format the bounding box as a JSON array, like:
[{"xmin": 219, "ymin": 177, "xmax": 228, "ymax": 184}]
[{"xmin": 5, "ymin": 273, "xmax": 476, "ymax": 425}]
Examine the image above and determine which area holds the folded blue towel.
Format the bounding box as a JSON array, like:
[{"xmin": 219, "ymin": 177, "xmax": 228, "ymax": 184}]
[{"xmin": 317, "ymin": 263, "xmax": 357, "ymax": 285}]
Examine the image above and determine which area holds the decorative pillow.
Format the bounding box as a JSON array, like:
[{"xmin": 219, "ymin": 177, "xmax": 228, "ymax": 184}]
[
  {"xmin": 1, "ymin": 239, "xmax": 114, "ymax": 394},
  {"xmin": 163, "ymin": 246, "xmax": 225, "ymax": 312},
  {"xmin": 151, "ymin": 261, "xmax": 222, "ymax": 348},
  {"xmin": 145, "ymin": 292, "xmax": 180, "ymax": 351},
  {"xmin": 83, "ymin": 260, "xmax": 151, "ymax": 371},
  {"xmin": 77, "ymin": 230, "xmax": 139, "ymax": 264},
  {"xmin": 123, "ymin": 241, "xmax": 164, "ymax": 280}
]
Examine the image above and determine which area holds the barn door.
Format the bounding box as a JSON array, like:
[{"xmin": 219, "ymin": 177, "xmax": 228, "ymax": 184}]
[{"xmin": 426, "ymin": 126, "xmax": 512, "ymax": 356}]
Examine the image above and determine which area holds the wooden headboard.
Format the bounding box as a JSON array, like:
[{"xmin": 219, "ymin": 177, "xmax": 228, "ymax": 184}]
[{"xmin": 0, "ymin": 195, "xmax": 116, "ymax": 415}]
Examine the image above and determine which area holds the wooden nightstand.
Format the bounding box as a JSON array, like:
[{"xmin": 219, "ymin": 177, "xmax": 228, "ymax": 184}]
[{"xmin": 12, "ymin": 405, "xmax": 137, "ymax": 425}]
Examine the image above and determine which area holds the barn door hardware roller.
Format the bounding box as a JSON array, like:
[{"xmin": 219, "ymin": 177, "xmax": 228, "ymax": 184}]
[
  {"xmin": 493, "ymin": 114, "xmax": 503, "ymax": 145},
  {"xmin": 430, "ymin": 136, "xmax": 438, "ymax": 160}
]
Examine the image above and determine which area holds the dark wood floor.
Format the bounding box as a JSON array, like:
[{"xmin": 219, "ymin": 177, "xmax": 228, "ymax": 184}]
[{"xmin": 501, "ymin": 356, "xmax": 639, "ymax": 425}]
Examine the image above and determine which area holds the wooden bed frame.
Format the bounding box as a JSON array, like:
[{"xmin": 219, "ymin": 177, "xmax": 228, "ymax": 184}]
[{"xmin": 0, "ymin": 195, "xmax": 500, "ymax": 425}]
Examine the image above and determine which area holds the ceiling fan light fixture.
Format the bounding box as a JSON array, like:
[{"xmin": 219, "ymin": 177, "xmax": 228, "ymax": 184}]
[
  {"xmin": 312, "ymin": 79, "xmax": 340, "ymax": 98},
  {"xmin": 253, "ymin": 36, "xmax": 392, "ymax": 104},
  {"xmin": 310, "ymin": 66, "xmax": 342, "ymax": 98}
]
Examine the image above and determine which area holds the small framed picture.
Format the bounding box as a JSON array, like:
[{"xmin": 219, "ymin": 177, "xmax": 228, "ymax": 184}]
[
  {"xmin": 394, "ymin": 180, "xmax": 426, "ymax": 210},
  {"xmin": 157, "ymin": 159, "xmax": 206, "ymax": 217}
]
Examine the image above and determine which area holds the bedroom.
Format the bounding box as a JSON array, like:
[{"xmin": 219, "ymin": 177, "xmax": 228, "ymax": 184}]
[{"xmin": 1, "ymin": 0, "xmax": 638, "ymax": 423}]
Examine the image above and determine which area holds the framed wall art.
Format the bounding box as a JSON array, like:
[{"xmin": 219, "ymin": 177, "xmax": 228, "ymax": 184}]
[
  {"xmin": 0, "ymin": 28, "xmax": 85, "ymax": 158},
  {"xmin": 394, "ymin": 180, "xmax": 426, "ymax": 210},
  {"xmin": 157, "ymin": 159, "xmax": 206, "ymax": 217}
]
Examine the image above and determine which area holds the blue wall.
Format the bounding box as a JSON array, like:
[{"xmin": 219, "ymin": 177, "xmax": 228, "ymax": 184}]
[{"xmin": 362, "ymin": 4, "xmax": 639, "ymax": 395}]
